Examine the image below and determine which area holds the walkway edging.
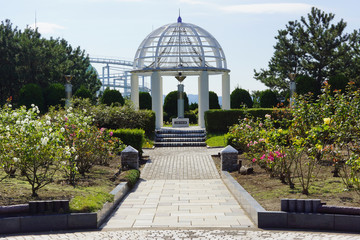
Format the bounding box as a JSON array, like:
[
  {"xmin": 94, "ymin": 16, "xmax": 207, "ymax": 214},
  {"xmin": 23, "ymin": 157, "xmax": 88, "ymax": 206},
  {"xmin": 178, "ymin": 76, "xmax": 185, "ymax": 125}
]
[
  {"xmin": 221, "ymin": 171, "xmax": 265, "ymax": 225},
  {"xmin": 0, "ymin": 182, "xmax": 131, "ymax": 234},
  {"xmin": 97, "ymin": 182, "xmax": 130, "ymax": 227},
  {"xmin": 221, "ymin": 171, "xmax": 360, "ymax": 232}
]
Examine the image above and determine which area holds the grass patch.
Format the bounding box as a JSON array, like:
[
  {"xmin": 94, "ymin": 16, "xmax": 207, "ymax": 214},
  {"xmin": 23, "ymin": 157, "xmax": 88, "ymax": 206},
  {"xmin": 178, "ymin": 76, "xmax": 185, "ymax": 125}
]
[
  {"xmin": 70, "ymin": 192, "xmax": 114, "ymax": 212},
  {"xmin": 206, "ymin": 133, "xmax": 227, "ymax": 147}
]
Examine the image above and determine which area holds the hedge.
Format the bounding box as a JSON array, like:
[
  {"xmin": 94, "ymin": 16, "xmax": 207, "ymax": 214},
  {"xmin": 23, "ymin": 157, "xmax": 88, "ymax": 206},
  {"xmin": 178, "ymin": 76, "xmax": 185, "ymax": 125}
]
[
  {"xmin": 110, "ymin": 128, "xmax": 145, "ymax": 154},
  {"xmin": 205, "ymin": 108, "xmax": 280, "ymax": 133},
  {"xmin": 93, "ymin": 105, "xmax": 155, "ymax": 137}
]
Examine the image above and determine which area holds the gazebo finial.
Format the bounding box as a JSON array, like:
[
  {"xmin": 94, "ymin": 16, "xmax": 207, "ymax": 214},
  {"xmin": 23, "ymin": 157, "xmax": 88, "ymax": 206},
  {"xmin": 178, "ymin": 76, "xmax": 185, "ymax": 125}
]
[{"xmin": 177, "ymin": 9, "xmax": 182, "ymax": 23}]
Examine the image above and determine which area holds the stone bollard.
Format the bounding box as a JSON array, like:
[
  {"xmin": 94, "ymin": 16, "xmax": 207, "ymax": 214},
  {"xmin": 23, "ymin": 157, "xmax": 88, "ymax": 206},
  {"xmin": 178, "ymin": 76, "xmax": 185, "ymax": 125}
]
[
  {"xmin": 220, "ymin": 145, "xmax": 239, "ymax": 171},
  {"xmin": 121, "ymin": 145, "xmax": 139, "ymax": 170}
]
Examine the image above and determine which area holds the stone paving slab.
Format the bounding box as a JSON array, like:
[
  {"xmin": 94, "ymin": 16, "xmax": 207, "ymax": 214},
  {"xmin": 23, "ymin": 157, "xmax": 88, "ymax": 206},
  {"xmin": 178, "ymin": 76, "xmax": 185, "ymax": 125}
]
[
  {"xmin": 2, "ymin": 229, "xmax": 360, "ymax": 240},
  {"xmin": 101, "ymin": 179, "xmax": 254, "ymax": 229}
]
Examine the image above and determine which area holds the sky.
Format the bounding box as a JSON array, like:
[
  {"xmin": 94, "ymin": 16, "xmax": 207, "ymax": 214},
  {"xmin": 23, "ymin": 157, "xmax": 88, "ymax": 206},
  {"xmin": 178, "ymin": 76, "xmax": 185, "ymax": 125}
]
[{"xmin": 2, "ymin": 0, "xmax": 360, "ymax": 97}]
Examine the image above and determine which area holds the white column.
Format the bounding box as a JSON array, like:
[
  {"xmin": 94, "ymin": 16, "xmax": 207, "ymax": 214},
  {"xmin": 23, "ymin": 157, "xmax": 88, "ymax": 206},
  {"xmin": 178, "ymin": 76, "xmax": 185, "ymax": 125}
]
[
  {"xmin": 151, "ymin": 71, "xmax": 162, "ymax": 129},
  {"xmin": 130, "ymin": 73, "xmax": 139, "ymax": 110},
  {"xmin": 160, "ymin": 76, "xmax": 163, "ymax": 127},
  {"xmin": 222, "ymin": 72, "xmax": 230, "ymax": 110},
  {"xmin": 198, "ymin": 71, "xmax": 209, "ymax": 128}
]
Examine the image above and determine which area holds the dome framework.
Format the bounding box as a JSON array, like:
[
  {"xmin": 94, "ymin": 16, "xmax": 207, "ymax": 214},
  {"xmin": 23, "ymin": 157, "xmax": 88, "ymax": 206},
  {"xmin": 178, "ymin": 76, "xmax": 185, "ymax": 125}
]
[
  {"xmin": 133, "ymin": 20, "xmax": 228, "ymax": 74},
  {"xmin": 131, "ymin": 17, "xmax": 231, "ymax": 128}
]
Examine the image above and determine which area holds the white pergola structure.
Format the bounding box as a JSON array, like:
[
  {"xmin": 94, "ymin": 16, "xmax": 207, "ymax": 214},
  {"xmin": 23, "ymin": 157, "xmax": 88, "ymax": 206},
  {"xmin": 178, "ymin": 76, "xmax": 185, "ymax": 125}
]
[{"xmin": 130, "ymin": 16, "xmax": 230, "ymax": 129}]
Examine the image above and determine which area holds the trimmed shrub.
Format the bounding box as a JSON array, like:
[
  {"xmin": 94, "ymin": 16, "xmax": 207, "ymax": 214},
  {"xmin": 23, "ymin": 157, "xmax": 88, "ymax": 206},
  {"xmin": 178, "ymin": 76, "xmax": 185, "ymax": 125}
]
[
  {"xmin": 295, "ymin": 75, "xmax": 319, "ymax": 95},
  {"xmin": 230, "ymin": 88, "xmax": 253, "ymax": 108},
  {"xmin": 123, "ymin": 169, "xmax": 140, "ymax": 188},
  {"xmin": 185, "ymin": 111, "xmax": 197, "ymax": 124},
  {"xmin": 209, "ymin": 91, "xmax": 220, "ymax": 109},
  {"xmin": 45, "ymin": 83, "xmax": 65, "ymax": 109},
  {"xmin": 93, "ymin": 105, "xmax": 155, "ymax": 137},
  {"xmin": 100, "ymin": 88, "xmax": 124, "ymax": 106},
  {"xmin": 259, "ymin": 89, "xmax": 279, "ymax": 108},
  {"xmin": 18, "ymin": 83, "xmax": 44, "ymax": 111},
  {"xmin": 189, "ymin": 102, "xmax": 198, "ymax": 110},
  {"xmin": 139, "ymin": 91, "xmax": 152, "ymax": 110},
  {"xmin": 205, "ymin": 109, "xmax": 278, "ymax": 133},
  {"xmin": 111, "ymin": 128, "xmax": 145, "ymax": 154},
  {"xmin": 328, "ymin": 73, "xmax": 348, "ymax": 93},
  {"xmin": 163, "ymin": 90, "xmax": 189, "ymax": 121},
  {"xmin": 74, "ymin": 85, "xmax": 92, "ymax": 99}
]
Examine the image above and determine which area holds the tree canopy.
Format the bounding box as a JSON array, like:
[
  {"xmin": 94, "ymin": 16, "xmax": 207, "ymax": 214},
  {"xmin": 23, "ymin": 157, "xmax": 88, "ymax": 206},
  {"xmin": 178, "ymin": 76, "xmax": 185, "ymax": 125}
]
[
  {"xmin": 0, "ymin": 19, "xmax": 100, "ymax": 105},
  {"xmin": 254, "ymin": 7, "xmax": 358, "ymax": 94}
]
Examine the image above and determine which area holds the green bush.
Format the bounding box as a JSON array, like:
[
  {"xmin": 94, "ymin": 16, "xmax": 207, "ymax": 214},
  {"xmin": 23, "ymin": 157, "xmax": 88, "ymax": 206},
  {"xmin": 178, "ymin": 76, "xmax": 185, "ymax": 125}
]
[
  {"xmin": 110, "ymin": 128, "xmax": 145, "ymax": 154},
  {"xmin": 230, "ymin": 88, "xmax": 253, "ymax": 108},
  {"xmin": 139, "ymin": 91, "xmax": 152, "ymax": 110},
  {"xmin": 74, "ymin": 85, "xmax": 92, "ymax": 99},
  {"xmin": 185, "ymin": 111, "xmax": 197, "ymax": 124},
  {"xmin": 328, "ymin": 73, "xmax": 348, "ymax": 93},
  {"xmin": 123, "ymin": 169, "xmax": 140, "ymax": 188},
  {"xmin": 93, "ymin": 104, "xmax": 155, "ymax": 137},
  {"xmin": 259, "ymin": 89, "xmax": 279, "ymax": 108},
  {"xmin": 205, "ymin": 109, "xmax": 277, "ymax": 133},
  {"xmin": 295, "ymin": 75, "xmax": 319, "ymax": 95},
  {"xmin": 44, "ymin": 83, "xmax": 65, "ymax": 109},
  {"xmin": 18, "ymin": 83, "xmax": 44, "ymax": 111},
  {"xmin": 100, "ymin": 88, "xmax": 124, "ymax": 106},
  {"xmin": 209, "ymin": 91, "xmax": 220, "ymax": 109},
  {"xmin": 189, "ymin": 102, "xmax": 198, "ymax": 110},
  {"xmin": 163, "ymin": 90, "xmax": 189, "ymax": 121}
]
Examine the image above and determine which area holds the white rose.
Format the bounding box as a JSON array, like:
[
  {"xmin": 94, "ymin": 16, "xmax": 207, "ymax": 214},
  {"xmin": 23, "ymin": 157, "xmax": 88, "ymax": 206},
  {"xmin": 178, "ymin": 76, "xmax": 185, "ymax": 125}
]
[{"xmin": 41, "ymin": 137, "xmax": 49, "ymax": 146}]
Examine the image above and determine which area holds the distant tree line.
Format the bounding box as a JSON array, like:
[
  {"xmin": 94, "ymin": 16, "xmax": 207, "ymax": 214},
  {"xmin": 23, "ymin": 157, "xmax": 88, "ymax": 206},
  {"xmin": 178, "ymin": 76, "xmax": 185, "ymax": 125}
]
[{"xmin": 0, "ymin": 19, "xmax": 100, "ymax": 105}]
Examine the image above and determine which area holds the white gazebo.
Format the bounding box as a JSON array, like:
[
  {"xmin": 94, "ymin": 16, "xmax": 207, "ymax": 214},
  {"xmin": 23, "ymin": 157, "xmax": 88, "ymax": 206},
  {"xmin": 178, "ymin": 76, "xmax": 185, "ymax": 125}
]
[{"xmin": 130, "ymin": 16, "xmax": 230, "ymax": 129}]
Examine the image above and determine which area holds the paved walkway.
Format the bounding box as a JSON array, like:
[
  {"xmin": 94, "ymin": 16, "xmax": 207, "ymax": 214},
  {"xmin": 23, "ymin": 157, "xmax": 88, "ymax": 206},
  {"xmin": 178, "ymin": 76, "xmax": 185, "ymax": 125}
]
[
  {"xmin": 2, "ymin": 147, "xmax": 360, "ymax": 239},
  {"xmin": 102, "ymin": 147, "xmax": 254, "ymax": 229}
]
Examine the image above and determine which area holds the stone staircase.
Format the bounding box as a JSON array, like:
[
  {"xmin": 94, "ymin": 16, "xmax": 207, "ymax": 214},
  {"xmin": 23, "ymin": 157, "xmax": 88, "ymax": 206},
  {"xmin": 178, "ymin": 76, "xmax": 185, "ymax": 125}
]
[{"xmin": 154, "ymin": 127, "xmax": 207, "ymax": 147}]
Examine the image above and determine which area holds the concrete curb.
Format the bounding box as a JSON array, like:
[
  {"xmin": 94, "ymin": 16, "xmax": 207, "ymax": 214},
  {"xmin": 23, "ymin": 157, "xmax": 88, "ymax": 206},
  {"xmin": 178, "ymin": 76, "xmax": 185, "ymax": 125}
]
[
  {"xmin": 0, "ymin": 182, "xmax": 130, "ymax": 234},
  {"xmin": 221, "ymin": 171, "xmax": 360, "ymax": 232},
  {"xmin": 97, "ymin": 182, "xmax": 129, "ymax": 228},
  {"xmin": 221, "ymin": 171, "xmax": 265, "ymax": 225}
]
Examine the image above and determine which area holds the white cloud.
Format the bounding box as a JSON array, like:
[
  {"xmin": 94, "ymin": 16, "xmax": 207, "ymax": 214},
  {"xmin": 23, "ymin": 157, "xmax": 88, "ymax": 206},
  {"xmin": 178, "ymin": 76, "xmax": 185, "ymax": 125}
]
[
  {"xmin": 30, "ymin": 22, "xmax": 65, "ymax": 34},
  {"xmin": 220, "ymin": 3, "xmax": 313, "ymax": 14},
  {"xmin": 179, "ymin": 0, "xmax": 208, "ymax": 5}
]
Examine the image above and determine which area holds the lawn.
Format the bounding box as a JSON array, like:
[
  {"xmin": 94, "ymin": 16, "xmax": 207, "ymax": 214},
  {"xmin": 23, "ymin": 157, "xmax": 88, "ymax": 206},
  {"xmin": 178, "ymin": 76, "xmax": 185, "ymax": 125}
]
[{"xmin": 206, "ymin": 133, "xmax": 227, "ymax": 147}]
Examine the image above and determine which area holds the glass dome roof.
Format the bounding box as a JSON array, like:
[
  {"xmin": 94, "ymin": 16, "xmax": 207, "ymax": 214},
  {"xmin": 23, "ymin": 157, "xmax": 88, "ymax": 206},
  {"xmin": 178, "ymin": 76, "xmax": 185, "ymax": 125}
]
[{"xmin": 133, "ymin": 18, "xmax": 228, "ymax": 73}]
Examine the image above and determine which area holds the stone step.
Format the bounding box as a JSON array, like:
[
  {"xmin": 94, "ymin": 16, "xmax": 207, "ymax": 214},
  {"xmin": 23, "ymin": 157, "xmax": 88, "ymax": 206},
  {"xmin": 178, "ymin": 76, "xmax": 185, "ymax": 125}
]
[
  {"xmin": 155, "ymin": 138, "xmax": 205, "ymax": 142},
  {"xmin": 156, "ymin": 133, "xmax": 206, "ymax": 138},
  {"xmin": 155, "ymin": 129, "xmax": 206, "ymax": 134},
  {"xmin": 154, "ymin": 142, "xmax": 207, "ymax": 147}
]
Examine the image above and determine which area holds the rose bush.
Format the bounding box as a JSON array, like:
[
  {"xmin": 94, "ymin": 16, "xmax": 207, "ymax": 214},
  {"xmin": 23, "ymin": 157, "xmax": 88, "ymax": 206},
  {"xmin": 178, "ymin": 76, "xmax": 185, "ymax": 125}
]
[{"xmin": 0, "ymin": 100, "xmax": 124, "ymax": 195}]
